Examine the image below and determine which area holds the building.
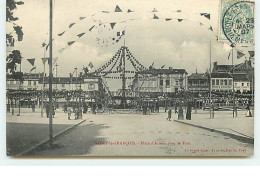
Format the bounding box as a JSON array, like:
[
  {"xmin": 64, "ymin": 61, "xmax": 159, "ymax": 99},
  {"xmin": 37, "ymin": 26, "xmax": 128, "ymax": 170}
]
[
  {"xmin": 210, "ymin": 72, "xmax": 233, "ymax": 92},
  {"xmin": 188, "ymin": 72, "xmax": 209, "ymax": 92},
  {"xmin": 212, "ymin": 60, "xmax": 253, "ymax": 93},
  {"xmin": 6, "ymin": 73, "xmax": 42, "ymax": 90},
  {"xmin": 132, "ymin": 67, "xmax": 188, "ymax": 94}
]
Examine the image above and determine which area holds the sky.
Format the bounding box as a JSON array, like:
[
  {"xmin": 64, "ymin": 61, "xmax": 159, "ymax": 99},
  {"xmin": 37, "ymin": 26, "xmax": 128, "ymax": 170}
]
[{"xmin": 6, "ymin": 0, "xmax": 254, "ymax": 90}]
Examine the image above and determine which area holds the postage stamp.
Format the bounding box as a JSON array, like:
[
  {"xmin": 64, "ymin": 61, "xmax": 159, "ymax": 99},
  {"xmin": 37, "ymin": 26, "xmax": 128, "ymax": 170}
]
[{"xmin": 218, "ymin": 0, "xmax": 255, "ymax": 46}]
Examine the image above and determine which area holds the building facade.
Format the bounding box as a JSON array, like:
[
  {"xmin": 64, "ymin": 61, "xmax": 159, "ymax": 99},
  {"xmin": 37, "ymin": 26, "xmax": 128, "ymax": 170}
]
[
  {"xmin": 187, "ymin": 73, "xmax": 209, "ymax": 92},
  {"xmin": 132, "ymin": 68, "xmax": 188, "ymax": 94}
]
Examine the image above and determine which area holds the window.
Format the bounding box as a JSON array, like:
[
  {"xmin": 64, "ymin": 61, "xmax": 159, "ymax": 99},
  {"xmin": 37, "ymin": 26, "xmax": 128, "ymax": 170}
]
[
  {"xmin": 88, "ymin": 83, "xmax": 95, "ymax": 90},
  {"xmin": 247, "ymin": 83, "xmax": 249, "ymax": 87},
  {"xmin": 229, "ymin": 80, "xmax": 232, "ymax": 85},
  {"xmin": 235, "ymin": 83, "xmax": 237, "ymax": 86},
  {"xmin": 160, "ymin": 79, "xmax": 163, "ymax": 86},
  {"xmin": 200, "ymin": 81, "xmax": 205, "ymax": 85},
  {"xmin": 62, "ymin": 83, "xmax": 65, "ymax": 88},
  {"xmin": 220, "ymin": 80, "xmax": 224, "ymax": 85},
  {"xmin": 34, "ymin": 81, "xmax": 36, "ymax": 85},
  {"xmin": 166, "ymin": 79, "xmax": 170, "ymax": 87},
  {"xmin": 242, "ymin": 83, "xmax": 244, "ymax": 86},
  {"xmin": 224, "ymin": 80, "xmax": 227, "ymax": 85},
  {"xmin": 212, "ymin": 79, "xmax": 215, "ymax": 85},
  {"xmin": 175, "ymin": 81, "xmax": 179, "ymax": 85},
  {"xmin": 216, "ymin": 79, "xmax": 219, "ymax": 85},
  {"xmin": 28, "ymin": 81, "xmax": 31, "ymax": 86}
]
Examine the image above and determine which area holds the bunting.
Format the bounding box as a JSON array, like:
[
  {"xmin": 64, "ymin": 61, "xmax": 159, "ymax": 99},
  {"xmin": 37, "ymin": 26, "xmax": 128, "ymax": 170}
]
[
  {"xmin": 58, "ymin": 31, "xmax": 65, "ymax": 36},
  {"xmin": 68, "ymin": 41, "xmax": 75, "ymax": 46},
  {"xmin": 152, "ymin": 8, "xmax": 158, "ymax": 12},
  {"xmin": 79, "ymin": 17, "xmax": 86, "ymax": 20},
  {"xmin": 89, "ymin": 25, "xmax": 95, "ymax": 32},
  {"xmin": 208, "ymin": 26, "xmax": 213, "ymax": 31},
  {"xmin": 69, "ymin": 23, "xmax": 75, "ymax": 28},
  {"xmin": 153, "ymin": 14, "xmax": 159, "ymax": 19},
  {"xmin": 115, "ymin": 5, "xmax": 122, "ymax": 12},
  {"xmin": 27, "ymin": 59, "xmax": 35, "ymax": 66},
  {"xmin": 237, "ymin": 51, "xmax": 245, "ymax": 59},
  {"xmin": 41, "ymin": 58, "xmax": 49, "ymax": 64},
  {"xmin": 110, "ymin": 22, "xmax": 116, "ymax": 29},
  {"xmin": 58, "ymin": 48, "xmax": 65, "ymax": 54},
  {"xmin": 77, "ymin": 32, "xmax": 85, "ymax": 38},
  {"xmin": 127, "ymin": 9, "xmax": 133, "ymax": 13},
  {"xmin": 177, "ymin": 19, "xmax": 183, "ymax": 22},
  {"xmin": 165, "ymin": 18, "xmax": 172, "ymax": 21},
  {"xmin": 200, "ymin": 13, "xmax": 210, "ymax": 20}
]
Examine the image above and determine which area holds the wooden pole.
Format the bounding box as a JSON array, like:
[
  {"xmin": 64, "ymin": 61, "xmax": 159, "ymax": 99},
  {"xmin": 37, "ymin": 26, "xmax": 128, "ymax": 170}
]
[
  {"xmin": 232, "ymin": 48, "xmax": 235, "ymax": 118},
  {"xmin": 48, "ymin": 0, "xmax": 53, "ymax": 147},
  {"xmin": 209, "ymin": 40, "xmax": 212, "ymax": 118}
]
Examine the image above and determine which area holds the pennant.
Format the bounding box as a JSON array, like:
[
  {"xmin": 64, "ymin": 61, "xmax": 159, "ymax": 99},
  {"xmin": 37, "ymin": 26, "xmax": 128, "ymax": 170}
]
[
  {"xmin": 53, "ymin": 57, "xmax": 58, "ymax": 65},
  {"xmin": 237, "ymin": 51, "xmax": 245, "ymax": 59},
  {"xmin": 165, "ymin": 18, "xmax": 172, "ymax": 21},
  {"xmin": 102, "ymin": 11, "xmax": 109, "ymax": 13},
  {"xmin": 30, "ymin": 66, "xmax": 36, "ymax": 72},
  {"xmin": 69, "ymin": 23, "xmax": 75, "ymax": 28},
  {"xmin": 177, "ymin": 19, "xmax": 183, "ymax": 22},
  {"xmin": 67, "ymin": 41, "xmax": 75, "ymax": 46},
  {"xmin": 115, "ymin": 5, "xmax": 122, "ymax": 12},
  {"xmin": 42, "ymin": 42, "xmax": 47, "ymax": 47},
  {"xmin": 228, "ymin": 52, "xmax": 231, "ymax": 60},
  {"xmin": 88, "ymin": 62, "xmax": 94, "ymax": 69},
  {"xmin": 27, "ymin": 59, "xmax": 35, "ymax": 66},
  {"xmin": 58, "ymin": 31, "xmax": 65, "ymax": 36},
  {"xmin": 110, "ymin": 22, "xmax": 116, "ymax": 29},
  {"xmin": 152, "ymin": 8, "xmax": 158, "ymax": 12},
  {"xmin": 58, "ymin": 48, "xmax": 65, "ymax": 54},
  {"xmin": 153, "ymin": 14, "xmax": 159, "ymax": 19},
  {"xmin": 200, "ymin": 13, "xmax": 207, "ymax": 16},
  {"xmin": 77, "ymin": 32, "xmax": 85, "ymax": 38},
  {"xmin": 79, "ymin": 17, "xmax": 86, "ymax": 20},
  {"xmin": 127, "ymin": 9, "xmax": 133, "ymax": 13},
  {"xmin": 204, "ymin": 13, "xmax": 210, "ymax": 20},
  {"xmin": 248, "ymin": 51, "xmax": 255, "ymax": 57},
  {"xmin": 89, "ymin": 25, "xmax": 95, "ymax": 32},
  {"xmin": 46, "ymin": 44, "xmax": 49, "ymax": 51},
  {"xmin": 209, "ymin": 26, "xmax": 213, "ymax": 31},
  {"xmin": 41, "ymin": 58, "xmax": 49, "ymax": 64}
]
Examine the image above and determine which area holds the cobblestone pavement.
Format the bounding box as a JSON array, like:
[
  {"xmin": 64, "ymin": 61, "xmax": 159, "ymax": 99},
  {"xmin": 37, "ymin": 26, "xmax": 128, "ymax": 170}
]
[{"xmin": 29, "ymin": 112, "xmax": 253, "ymax": 157}]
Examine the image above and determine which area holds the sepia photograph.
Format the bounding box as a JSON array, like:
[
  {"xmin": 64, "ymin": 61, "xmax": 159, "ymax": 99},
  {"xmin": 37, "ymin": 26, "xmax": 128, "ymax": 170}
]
[{"xmin": 5, "ymin": 0, "xmax": 255, "ymax": 157}]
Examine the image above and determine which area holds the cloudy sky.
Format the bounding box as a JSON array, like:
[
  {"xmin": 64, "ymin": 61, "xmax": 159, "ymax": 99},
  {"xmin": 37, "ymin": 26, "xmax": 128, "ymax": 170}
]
[{"xmin": 6, "ymin": 0, "xmax": 254, "ymax": 90}]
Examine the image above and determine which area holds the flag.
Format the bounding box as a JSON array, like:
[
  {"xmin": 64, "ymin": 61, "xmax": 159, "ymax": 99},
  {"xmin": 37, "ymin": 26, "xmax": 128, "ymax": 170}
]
[
  {"xmin": 177, "ymin": 19, "xmax": 183, "ymax": 22},
  {"xmin": 89, "ymin": 25, "xmax": 95, "ymax": 32},
  {"xmin": 237, "ymin": 51, "xmax": 245, "ymax": 59},
  {"xmin": 88, "ymin": 62, "xmax": 94, "ymax": 69},
  {"xmin": 58, "ymin": 48, "xmax": 65, "ymax": 54},
  {"xmin": 127, "ymin": 9, "xmax": 133, "ymax": 13},
  {"xmin": 77, "ymin": 32, "xmax": 85, "ymax": 38},
  {"xmin": 42, "ymin": 42, "xmax": 47, "ymax": 47},
  {"xmin": 58, "ymin": 31, "xmax": 65, "ymax": 36},
  {"xmin": 83, "ymin": 66, "xmax": 89, "ymax": 73},
  {"xmin": 53, "ymin": 57, "xmax": 58, "ymax": 65},
  {"xmin": 41, "ymin": 58, "xmax": 49, "ymax": 64},
  {"xmin": 69, "ymin": 23, "xmax": 75, "ymax": 28},
  {"xmin": 153, "ymin": 14, "xmax": 159, "ymax": 19},
  {"xmin": 102, "ymin": 11, "xmax": 109, "ymax": 13},
  {"xmin": 204, "ymin": 13, "xmax": 210, "ymax": 20},
  {"xmin": 79, "ymin": 17, "xmax": 86, "ymax": 20},
  {"xmin": 30, "ymin": 66, "xmax": 36, "ymax": 72},
  {"xmin": 248, "ymin": 51, "xmax": 255, "ymax": 57},
  {"xmin": 27, "ymin": 59, "xmax": 35, "ymax": 66},
  {"xmin": 115, "ymin": 5, "xmax": 122, "ymax": 12},
  {"xmin": 110, "ymin": 22, "xmax": 116, "ymax": 29},
  {"xmin": 165, "ymin": 18, "xmax": 172, "ymax": 21},
  {"xmin": 228, "ymin": 52, "xmax": 231, "ymax": 60},
  {"xmin": 67, "ymin": 41, "xmax": 75, "ymax": 46},
  {"xmin": 152, "ymin": 8, "xmax": 158, "ymax": 12},
  {"xmin": 177, "ymin": 10, "xmax": 182, "ymax": 12}
]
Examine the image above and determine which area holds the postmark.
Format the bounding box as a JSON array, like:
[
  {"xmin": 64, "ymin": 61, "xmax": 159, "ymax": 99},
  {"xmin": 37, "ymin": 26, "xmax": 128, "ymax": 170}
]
[{"xmin": 218, "ymin": 0, "xmax": 255, "ymax": 45}]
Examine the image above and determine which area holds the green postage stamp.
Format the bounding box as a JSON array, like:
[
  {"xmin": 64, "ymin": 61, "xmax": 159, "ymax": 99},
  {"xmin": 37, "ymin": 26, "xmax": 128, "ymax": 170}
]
[{"xmin": 218, "ymin": 0, "xmax": 255, "ymax": 46}]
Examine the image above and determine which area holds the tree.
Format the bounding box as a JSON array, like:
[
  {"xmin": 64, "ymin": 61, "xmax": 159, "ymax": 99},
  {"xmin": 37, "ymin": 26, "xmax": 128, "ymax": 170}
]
[{"xmin": 6, "ymin": 0, "xmax": 24, "ymax": 79}]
